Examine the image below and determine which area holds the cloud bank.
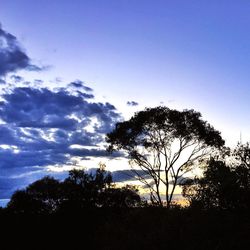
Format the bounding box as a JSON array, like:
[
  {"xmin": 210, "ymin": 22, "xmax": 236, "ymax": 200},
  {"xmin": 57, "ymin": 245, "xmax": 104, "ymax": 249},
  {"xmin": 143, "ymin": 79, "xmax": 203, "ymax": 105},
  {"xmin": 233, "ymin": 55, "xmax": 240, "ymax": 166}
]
[{"xmin": 0, "ymin": 84, "xmax": 123, "ymax": 198}]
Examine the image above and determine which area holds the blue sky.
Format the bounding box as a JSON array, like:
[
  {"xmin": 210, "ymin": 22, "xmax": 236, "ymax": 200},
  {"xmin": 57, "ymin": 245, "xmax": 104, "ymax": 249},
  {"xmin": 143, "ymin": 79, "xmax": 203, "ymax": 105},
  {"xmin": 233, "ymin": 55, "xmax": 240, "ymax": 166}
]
[{"xmin": 1, "ymin": 0, "xmax": 250, "ymax": 202}]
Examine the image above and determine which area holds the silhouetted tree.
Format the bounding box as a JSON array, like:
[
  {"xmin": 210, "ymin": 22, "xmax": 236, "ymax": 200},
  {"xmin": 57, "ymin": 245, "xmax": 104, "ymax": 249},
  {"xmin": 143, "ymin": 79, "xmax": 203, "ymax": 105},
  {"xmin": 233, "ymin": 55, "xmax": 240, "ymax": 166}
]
[
  {"xmin": 183, "ymin": 142, "xmax": 250, "ymax": 210},
  {"xmin": 182, "ymin": 158, "xmax": 240, "ymax": 210},
  {"xmin": 107, "ymin": 106, "xmax": 224, "ymax": 207},
  {"xmin": 61, "ymin": 164, "xmax": 113, "ymax": 209},
  {"xmin": 7, "ymin": 176, "xmax": 61, "ymax": 214}
]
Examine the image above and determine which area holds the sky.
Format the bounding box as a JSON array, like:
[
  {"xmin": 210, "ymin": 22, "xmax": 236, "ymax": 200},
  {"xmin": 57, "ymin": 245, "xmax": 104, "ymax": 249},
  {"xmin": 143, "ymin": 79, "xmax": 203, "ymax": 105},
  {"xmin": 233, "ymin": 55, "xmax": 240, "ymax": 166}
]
[{"xmin": 1, "ymin": 0, "xmax": 250, "ymax": 203}]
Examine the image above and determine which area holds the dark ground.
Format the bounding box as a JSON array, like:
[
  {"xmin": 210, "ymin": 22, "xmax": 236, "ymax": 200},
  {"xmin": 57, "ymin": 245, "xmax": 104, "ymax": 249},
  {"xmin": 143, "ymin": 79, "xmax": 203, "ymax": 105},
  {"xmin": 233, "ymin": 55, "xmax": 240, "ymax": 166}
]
[{"xmin": 1, "ymin": 208, "xmax": 250, "ymax": 250}]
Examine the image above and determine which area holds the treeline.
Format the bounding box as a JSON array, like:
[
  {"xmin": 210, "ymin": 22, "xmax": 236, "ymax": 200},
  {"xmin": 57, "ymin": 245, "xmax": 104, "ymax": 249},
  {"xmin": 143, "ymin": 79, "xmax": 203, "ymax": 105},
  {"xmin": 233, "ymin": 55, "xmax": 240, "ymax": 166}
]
[
  {"xmin": 2, "ymin": 142, "xmax": 250, "ymax": 215},
  {"xmin": 2, "ymin": 165, "xmax": 143, "ymax": 215}
]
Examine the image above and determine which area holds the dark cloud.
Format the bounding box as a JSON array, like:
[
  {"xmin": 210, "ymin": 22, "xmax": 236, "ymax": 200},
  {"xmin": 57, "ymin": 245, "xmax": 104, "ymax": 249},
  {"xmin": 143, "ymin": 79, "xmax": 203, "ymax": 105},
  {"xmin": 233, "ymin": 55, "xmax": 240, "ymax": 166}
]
[
  {"xmin": 0, "ymin": 24, "xmax": 41, "ymax": 78},
  {"xmin": 112, "ymin": 169, "xmax": 150, "ymax": 182},
  {"xmin": 110, "ymin": 169, "xmax": 190, "ymax": 185},
  {"xmin": 33, "ymin": 79, "xmax": 44, "ymax": 85},
  {"xmin": 127, "ymin": 101, "xmax": 139, "ymax": 106},
  {"xmin": 76, "ymin": 91, "xmax": 94, "ymax": 99},
  {"xmin": 10, "ymin": 75, "xmax": 24, "ymax": 83},
  {"xmin": 69, "ymin": 80, "xmax": 93, "ymax": 92},
  {"xmin": 0, "ymin": 85, "xmax": 123, "ymax": 198}
]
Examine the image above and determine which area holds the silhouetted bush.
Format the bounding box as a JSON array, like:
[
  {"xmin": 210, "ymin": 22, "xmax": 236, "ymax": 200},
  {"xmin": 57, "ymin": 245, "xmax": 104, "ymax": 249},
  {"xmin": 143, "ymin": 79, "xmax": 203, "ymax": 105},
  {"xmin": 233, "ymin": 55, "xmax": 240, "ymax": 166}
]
[
  {"xmin": 182, "ymin": 159, "xmax": 240, "ymax": 210},
  {"xmin": 6, "ymin": 166, "xmax": 142, "ymax": 214},
  {"xmin": 182, "ymin": 144, "xmax": 250, "ymax": 211}
]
